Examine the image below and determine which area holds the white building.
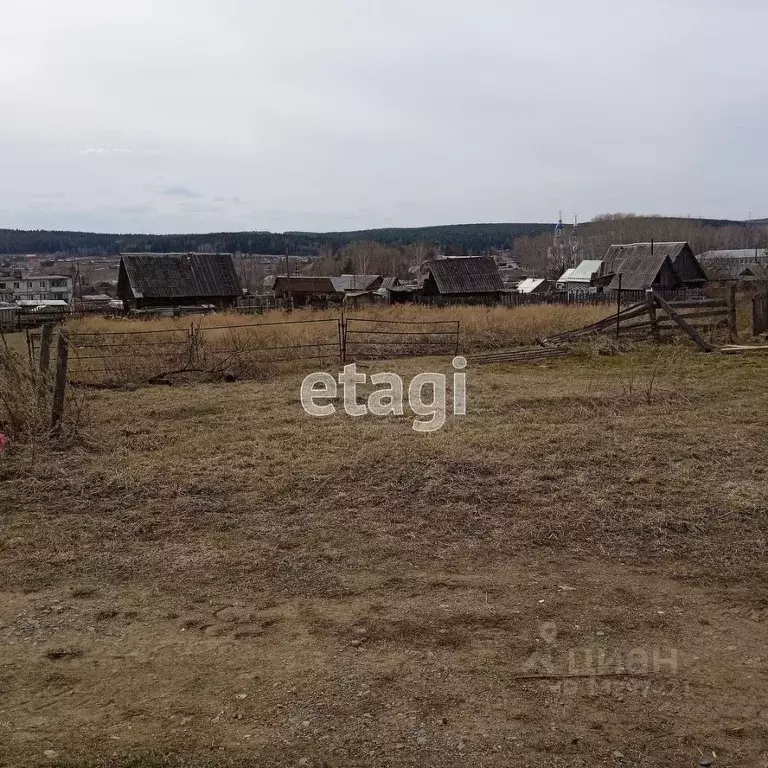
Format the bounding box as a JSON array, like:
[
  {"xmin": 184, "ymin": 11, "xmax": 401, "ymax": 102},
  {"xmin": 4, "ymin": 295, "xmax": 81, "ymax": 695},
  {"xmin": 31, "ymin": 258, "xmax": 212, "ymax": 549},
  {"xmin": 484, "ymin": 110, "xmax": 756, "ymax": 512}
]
[{"xmin": 0, "ymin": 274, "xmax": 73, "ymax": 304}]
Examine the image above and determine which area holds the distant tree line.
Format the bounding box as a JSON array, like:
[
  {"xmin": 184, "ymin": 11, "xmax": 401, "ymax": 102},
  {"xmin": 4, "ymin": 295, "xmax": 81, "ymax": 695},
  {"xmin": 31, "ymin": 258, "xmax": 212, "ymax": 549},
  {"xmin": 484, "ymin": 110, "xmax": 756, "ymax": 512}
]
[{"xmin": 0, "ymin": 222, "xmax": 551, "ymax": 258}]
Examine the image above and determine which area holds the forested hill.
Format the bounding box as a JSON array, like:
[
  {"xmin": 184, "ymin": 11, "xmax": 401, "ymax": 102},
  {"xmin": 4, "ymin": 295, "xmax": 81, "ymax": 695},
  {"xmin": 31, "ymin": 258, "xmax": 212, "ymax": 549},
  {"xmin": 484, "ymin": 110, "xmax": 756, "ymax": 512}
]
[
  {"xmin": 0, "ymin": 222, "xmax": 552, "ymax": 256},
  {"xmin": 0, "ymin": 216, "xmax": 762, "ymax": 259}
]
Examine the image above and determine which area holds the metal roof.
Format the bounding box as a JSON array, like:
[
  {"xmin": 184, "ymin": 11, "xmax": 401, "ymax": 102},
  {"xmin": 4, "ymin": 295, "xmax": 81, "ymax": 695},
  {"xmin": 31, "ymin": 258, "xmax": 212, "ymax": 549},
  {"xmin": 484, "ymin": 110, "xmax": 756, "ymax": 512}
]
[
  {"xmin": 119, "ymin": 254, "xmax": 241, "ymax": 299},
  {"xmin": 427, "ymin": 256, "xmax": 504, "ymax": 295},
  {"xmin": 698, "ymin": 249, "xmax": 768, "ymax": 261},
  {"xmin": 518, "ymin": 278, "xmax": 547, "ymax": 294},
  {"xmin": 557, "ymin": 268, "xmax": 576, "ymax": 283},
  {"xmin": 568, "ymin": 259, "xmax": 603, "ymax": 282}
]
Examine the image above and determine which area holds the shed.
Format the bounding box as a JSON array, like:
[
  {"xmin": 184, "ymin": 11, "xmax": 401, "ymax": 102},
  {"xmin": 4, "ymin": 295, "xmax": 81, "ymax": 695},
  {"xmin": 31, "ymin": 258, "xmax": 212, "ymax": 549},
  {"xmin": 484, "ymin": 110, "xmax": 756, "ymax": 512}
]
[
  {"xmin": 118, "ymin": 253, "xmax": 242, "ymax": 310},
  {"xmin": 422, "ymin": 257, "xmax": 503, "ymax": 300},
  {"xmin": 272, "ymin": 276, "xmax": 343, "ymax": 305}
]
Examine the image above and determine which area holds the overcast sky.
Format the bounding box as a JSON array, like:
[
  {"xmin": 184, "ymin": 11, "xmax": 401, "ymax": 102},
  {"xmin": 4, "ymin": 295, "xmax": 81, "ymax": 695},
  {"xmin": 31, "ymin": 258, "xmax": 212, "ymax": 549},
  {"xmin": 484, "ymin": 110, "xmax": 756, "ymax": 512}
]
[{"xmin": 1, "ymin": 0, "xmax": 766, "ymax": 234}]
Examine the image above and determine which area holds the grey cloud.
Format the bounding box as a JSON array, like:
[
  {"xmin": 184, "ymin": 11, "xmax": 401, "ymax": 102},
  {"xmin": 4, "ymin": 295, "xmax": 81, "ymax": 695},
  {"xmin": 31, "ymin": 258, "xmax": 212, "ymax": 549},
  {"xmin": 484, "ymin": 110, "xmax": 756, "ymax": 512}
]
[
  {"xmin": 2, "ymin": 0, "xmax": 767, "ymax": 232},
  {"xmin": 162, "ymin": 185, "xmax": 204, "ymax": 199}
]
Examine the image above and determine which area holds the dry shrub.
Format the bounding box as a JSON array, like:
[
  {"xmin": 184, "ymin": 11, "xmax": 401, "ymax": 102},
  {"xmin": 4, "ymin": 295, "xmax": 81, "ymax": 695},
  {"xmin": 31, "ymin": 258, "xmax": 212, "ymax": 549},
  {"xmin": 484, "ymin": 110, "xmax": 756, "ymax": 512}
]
[
  {"xmin": 0, "ymin": 334, "xmax": 89, "ymax": 441},
  {"xmin": 0, "ymin": 340, "xmax": 45, "ymax": 438}
]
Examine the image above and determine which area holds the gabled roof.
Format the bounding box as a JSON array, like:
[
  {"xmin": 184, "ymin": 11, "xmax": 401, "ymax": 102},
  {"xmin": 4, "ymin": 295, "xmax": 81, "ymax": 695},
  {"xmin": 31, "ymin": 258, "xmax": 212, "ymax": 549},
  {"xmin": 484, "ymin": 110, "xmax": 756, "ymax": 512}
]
[
  {"xmin": 603, "ymin": 242, "xmax": 687, "ymax": 273},
  {"xmin": 557, "ymin": 268, "xmax": 576, "ymax": 283},
  {"xmin": 334, "ymin": 274, "xmax": 381, "ymax": 291},
  {"xmin": 273, "ymin": 276, "xmax": 341, "ymax": 294},
  {"xmin": 427, "ymin": 256, "xmax": 504, "ymax": 294},
  {"xmin": 603, "ymin": 243, "xmax": 690, "ymax": 291},
  {"xmin": 738, "ymin": 263, "xmax": 768, "ymax": 280},
  {"xmin": 518, "ymin": 278, "xmax": 548, "ymax": 294},
  {"xmin": 568, "ymin": 259, "xmax": 604, "ymax": 283},
  {"xmin": 119, "ymin": 253, "xmax": 241, "ymax": 299}
]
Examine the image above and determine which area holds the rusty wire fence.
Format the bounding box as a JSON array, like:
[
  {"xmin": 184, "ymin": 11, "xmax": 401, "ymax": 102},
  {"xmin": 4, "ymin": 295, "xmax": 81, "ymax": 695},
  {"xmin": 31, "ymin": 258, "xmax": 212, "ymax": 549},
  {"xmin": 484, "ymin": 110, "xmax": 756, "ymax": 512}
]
[{"xmin": 28, "ymin": 314, "xmax": 461, "ymax": 386}]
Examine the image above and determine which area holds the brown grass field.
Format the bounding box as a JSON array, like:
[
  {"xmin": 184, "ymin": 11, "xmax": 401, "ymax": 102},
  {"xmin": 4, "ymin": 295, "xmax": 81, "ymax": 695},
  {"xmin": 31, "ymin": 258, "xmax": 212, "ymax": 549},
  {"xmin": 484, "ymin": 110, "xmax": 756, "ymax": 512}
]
[
  {"xmin": 1, "ymin": 335, "xmax": 768, "ymax": 767},
  {"xmin": 2, "ymin": 296, "xmax": 767, "ymax": 767}
]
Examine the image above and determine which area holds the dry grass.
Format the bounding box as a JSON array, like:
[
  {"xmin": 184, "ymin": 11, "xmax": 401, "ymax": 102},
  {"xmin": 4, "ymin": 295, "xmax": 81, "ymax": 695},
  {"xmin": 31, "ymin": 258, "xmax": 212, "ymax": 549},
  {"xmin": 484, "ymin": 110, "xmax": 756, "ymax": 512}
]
[
  {"xmin": 1, "ymin": 348, "xmax": 768, "ymax": 766},
  {"xmin": 68, "ymin": 303, "xmax": 611, "ymax": 347},
  {"xmin": 0, "ymin": 332, "xmax": 89, "ymax": 441}
]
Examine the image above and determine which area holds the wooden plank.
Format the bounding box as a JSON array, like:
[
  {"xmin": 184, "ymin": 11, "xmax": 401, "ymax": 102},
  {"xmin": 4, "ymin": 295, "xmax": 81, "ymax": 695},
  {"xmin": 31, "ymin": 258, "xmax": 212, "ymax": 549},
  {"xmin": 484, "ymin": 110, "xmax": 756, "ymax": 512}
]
[
  {"xmin": 667, "ymin": 299, "xmax": 726, "ymax": 310},
  {"xmin": 652, "ymin": 291, "xmax": 715, "ymax": 352},
  {"xmin": 673, "ymin": 309, "xmax": 728, "ymax": 321},
  {"xmin": 721, "ymin": 344, "xmax": 768, "ymax": 354}
]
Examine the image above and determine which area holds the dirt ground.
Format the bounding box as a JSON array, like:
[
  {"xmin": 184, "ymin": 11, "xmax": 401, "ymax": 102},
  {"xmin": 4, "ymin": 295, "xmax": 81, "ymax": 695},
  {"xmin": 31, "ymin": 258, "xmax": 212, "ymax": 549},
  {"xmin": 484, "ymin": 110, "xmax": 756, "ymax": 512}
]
[{"xmin": 1, "ymin": 346, "xmax": 767, "ymax": 767}]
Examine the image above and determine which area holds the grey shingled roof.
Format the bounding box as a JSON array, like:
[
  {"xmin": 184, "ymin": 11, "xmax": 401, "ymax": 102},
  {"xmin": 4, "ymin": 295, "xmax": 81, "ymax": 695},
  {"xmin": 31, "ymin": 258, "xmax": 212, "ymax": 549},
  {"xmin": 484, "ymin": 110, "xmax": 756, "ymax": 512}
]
[
  {"xmin": 427, "ymin": 256, "xmax": 504, "ymax": 295},
  {"xmin": 119, "ymin": 253, "xmax": 241, "ymax": 299},
  {"xmin": 603, "ymin": 243, "xmax": 688, "ymax": 291},
  {"xmin": 334, "ymin": 274, "xmax": 382, "ymax": 291}
]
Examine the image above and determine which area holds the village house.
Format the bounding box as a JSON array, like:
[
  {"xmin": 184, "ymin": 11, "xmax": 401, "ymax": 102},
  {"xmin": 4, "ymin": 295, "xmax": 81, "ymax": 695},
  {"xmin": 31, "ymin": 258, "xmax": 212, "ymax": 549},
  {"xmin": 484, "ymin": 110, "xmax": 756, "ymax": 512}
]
[
  {"xmin": 601, "ymin": 242, "xmax": 708, "ymax": 294},
  {"xmin": 421, "ymin": 256, "xmax": 504, "ymax": 303},
  {"xmin": 697, "ymin": 248, "xmax": 768, "ymax": 280},
  {"xmin": 117, "ymin": 253, "xmax": 242, "ymax": 311}
]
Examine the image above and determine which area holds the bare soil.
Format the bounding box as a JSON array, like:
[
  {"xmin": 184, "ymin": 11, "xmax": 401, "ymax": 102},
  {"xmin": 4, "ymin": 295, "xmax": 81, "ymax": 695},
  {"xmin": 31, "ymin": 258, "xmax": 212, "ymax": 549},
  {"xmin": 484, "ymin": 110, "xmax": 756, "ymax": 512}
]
[{"xmin": 1, "ymin": 347, "xmax": 767, "ymax": 767}]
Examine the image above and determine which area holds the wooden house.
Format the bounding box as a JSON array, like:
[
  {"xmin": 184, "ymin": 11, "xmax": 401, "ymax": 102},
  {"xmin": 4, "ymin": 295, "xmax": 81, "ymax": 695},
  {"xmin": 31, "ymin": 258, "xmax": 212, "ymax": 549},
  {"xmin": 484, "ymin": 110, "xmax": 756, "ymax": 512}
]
[
  {"xmin": 602, "ymin": 242, "xmax": 708, "ymax": 293},
  {"xmin": 422, "ymin": 257, "xmax": 504, "ymax": 303},
  {"xmin": 117, "ymin": 253, "xmax": 242, "ymax": 311}
]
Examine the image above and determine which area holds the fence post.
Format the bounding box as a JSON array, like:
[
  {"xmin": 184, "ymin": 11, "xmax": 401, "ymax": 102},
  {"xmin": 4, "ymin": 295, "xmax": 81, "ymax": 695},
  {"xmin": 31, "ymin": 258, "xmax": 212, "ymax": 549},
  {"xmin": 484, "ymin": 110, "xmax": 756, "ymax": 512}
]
[
  {"xmin": 615, "ymin": 275, "xmax": 622, "ymax": 340},
  {"xmin": 644, "ymin": 288, "xmax": 660, "ymax": 342},
  {"xmin": 726, "ymin": 283, "xmax": 738, "ymax": 341},
  {"xmin": 339, "ymin": 312, "xmax": 347, "ymax": 364},
  {"xmin": 50, "ymin": 330, "xmax": 70, "ymax": 436},
  {"xmin": 36, "ymin": 323, "xmax": 54, "ymax": 405}
]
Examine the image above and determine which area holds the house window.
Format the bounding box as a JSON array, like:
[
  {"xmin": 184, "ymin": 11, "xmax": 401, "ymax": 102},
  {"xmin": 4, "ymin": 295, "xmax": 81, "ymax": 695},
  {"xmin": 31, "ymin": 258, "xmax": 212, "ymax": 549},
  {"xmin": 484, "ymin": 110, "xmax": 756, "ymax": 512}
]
[
  {"xmin": 38, "ymin": 281, "xmax": 46, "ymax": 288},
  {"xmin": 27, "ymin": 282, "xmax": 33, "ymax": 288},
  {"xmin": 0, "ymin": 283, "xmax": 5, "ymax": 290},
  {"xmin": 13, "ymin": 282, "xmax": 19, "ymax": 289}
]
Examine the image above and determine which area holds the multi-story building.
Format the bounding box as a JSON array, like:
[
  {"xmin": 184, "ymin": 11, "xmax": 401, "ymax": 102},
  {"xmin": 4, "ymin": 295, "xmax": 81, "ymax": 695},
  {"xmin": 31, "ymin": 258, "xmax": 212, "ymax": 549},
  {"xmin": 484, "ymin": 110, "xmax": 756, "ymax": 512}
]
[{"xmin": 0, "ymin": 274, "xmax": 73, "ymax": 304}]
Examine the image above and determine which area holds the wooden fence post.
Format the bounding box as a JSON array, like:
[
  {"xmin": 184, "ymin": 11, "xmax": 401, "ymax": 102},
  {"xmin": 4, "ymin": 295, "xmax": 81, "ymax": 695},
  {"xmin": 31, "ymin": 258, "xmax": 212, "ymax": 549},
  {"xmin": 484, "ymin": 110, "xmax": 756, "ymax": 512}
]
[
  {"xmin": 726, "ymin": 283, "xmax": 738, "ymax": 341},
  {"xmin": 645, "ymin": 288, "xmax": 660, "ymax": 341},
  {"xmin": 753, "ymin": 292, "xmax": 768, "ymax": 336},
  {"xmin": 50, "ymin": 330, "xmax": 70, "ymax": 436},
  {"xmin": 36, "ymin": 323, "xmax": 54, "ymax": 405}
]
